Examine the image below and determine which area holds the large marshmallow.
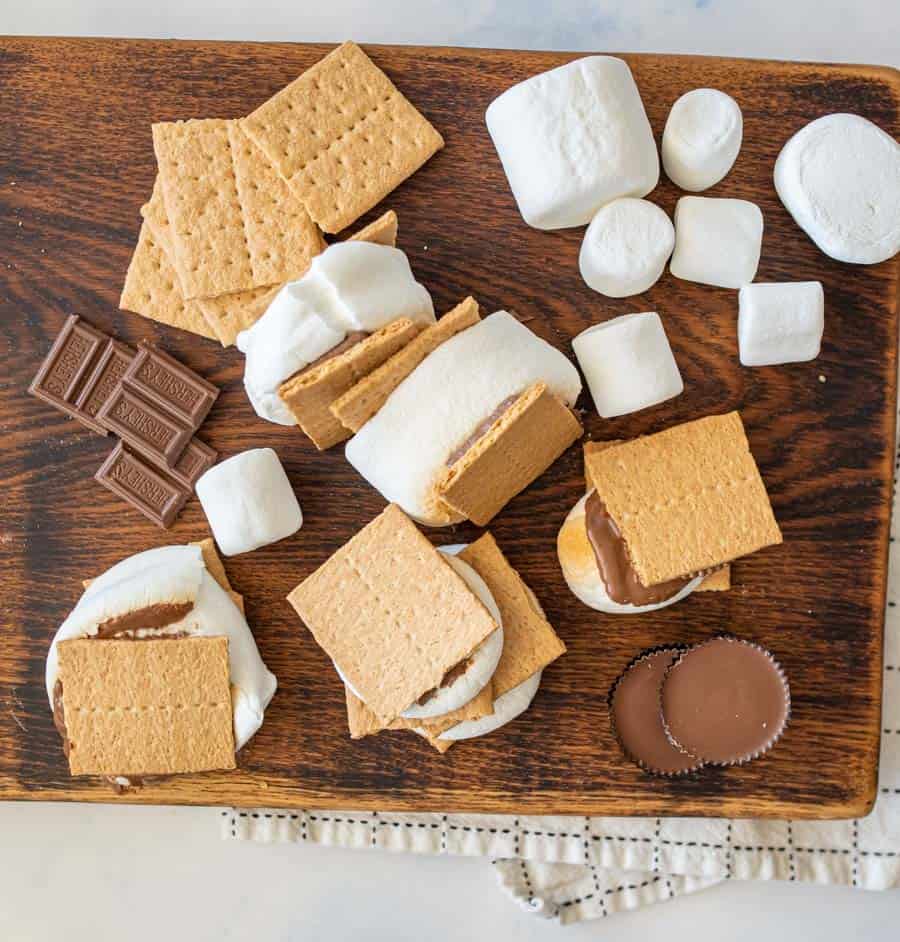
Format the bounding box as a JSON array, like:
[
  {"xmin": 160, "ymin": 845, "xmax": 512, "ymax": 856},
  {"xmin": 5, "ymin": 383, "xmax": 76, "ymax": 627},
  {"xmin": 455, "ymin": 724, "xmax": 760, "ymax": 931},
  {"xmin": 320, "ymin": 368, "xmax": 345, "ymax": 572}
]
[
  {"xmin": 774, "ymin": 113, "xmax": 900, "ymax": 265},
  {"xmin": 670, "ymin": 196, "xmax": 763, "ymax": 289},
  {"xmin": 345, "ymin": 311, "xmax": 582, "ymax": 525},
  {"xmin": 196, "ymin": 448, "xmax": 303, "ymax": 556},
  {"xmin": 579, "ymin": 198, "xmax": 674, "ymax": 297},
  {"xmin": 662, "ymin": 88, "xmax": 743, "ymax": 191},
  {"xmin": 572, "ymin": 312, "xmax": 683, "ymax": 419},
  {"xmin": 237, "ymin": 242, "xmax": 434, "ymax": 425},
  {"xmin": 485, "ymin": 56, "xmax": 659, "ymax": 230},
  {"xmin": 45, "ymin": 544, "xmax": 277, "ymax": 751},
  {"xmin": 738, "ymin": 281, "xmax": 824, "ymax": 367}
]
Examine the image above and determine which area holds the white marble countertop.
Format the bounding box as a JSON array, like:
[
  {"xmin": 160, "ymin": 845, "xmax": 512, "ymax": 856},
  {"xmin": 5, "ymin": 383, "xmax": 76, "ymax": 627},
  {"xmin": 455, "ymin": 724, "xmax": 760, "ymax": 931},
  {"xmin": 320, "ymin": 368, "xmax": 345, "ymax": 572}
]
[{"xmin": 3, "ymin": 1, "xmax": 899, "ymax": 938}]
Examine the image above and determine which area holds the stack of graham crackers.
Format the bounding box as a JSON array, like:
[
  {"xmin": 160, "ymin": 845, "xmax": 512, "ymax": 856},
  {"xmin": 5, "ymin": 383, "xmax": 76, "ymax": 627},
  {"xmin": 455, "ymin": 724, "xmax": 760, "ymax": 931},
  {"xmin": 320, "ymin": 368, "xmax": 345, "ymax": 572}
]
[
  {"xmin": 288, "ymin": 504, "xmax": 566, "ymax": 753},
  {"xmin": 120, "ymin": 41, "xmax": 443, "ymax": 347}
]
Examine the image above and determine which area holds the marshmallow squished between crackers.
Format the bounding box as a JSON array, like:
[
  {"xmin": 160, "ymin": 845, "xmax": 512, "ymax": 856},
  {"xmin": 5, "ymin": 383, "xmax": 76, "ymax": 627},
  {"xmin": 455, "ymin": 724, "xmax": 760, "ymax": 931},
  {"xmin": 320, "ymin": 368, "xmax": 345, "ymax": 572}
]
[
  {"xmin": 196, "ymin": 448, "xmax": 302, "ymax": 557},
  {"xmin": 345, "ymin": 311, "xmax": 582, "ymax": 525},
  {"xmin": 738, "ymin": 282, "xmax": 824, "ymax": 367},
  {"xmin": 774, "ymin": 113, "xmax": 900, "ymax": 265},
  {"xmin": 485, "ymin": 56, "xmax": 659, "ymax": 230},
  {"xmin": 662, "ymin": 89, "xmax": 743, "ymax": 192},
  {"xmin": 46, "ymin": 544, "xmax": 277, "ymax": 758},
  {"xmin": 670, "ymin": 196, "xmax": 763, "ymax": 289},
  {"xmin": 237, "ymin": 242, "xmax": 434, "ymax": 425},
  {"xmin": 287, "ymin": 505, "xmax": 499, "ymax": 724},
  {"xmin": 572, "ymin": 312, "xmax": 683, "ymax": 419},
  {"xmin": 579, "ymin": 198, "xmax": 674, "ymax": 297}
]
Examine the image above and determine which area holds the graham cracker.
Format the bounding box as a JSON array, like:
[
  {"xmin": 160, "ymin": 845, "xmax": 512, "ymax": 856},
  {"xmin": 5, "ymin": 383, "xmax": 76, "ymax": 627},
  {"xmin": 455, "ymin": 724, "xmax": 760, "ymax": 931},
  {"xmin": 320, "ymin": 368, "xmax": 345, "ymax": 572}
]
[
  {"xmin": 240, "ymin": 41, "xmax": 444, "ymax": 233},
  {"xmin": 119, "ymin": 221, "xmax": 217, "ymax": 340},
  {"xmin": 57, "ymin": 637, "xmax": 235, "ymax": 777},
  {"xmin": 279, "ymin": 317, "xmax": 423, "ymax": 450},
  {"xmin": 585, "ymin": 412, "xmax": 782, "ymax": 586},
  {"xmin": 583, "ymin": 439, "xmax": 621, "ymax": 487},
  {"xmin": 345, "ymin": 678, "xmax": 494, "ymax": 740},
  {"xmin": 287, "ymin": 503, "xmax": 497, "ymax": 723},
  {"xmin": 140, "ymin": 178, "xmax": 283, "ymax": 347},
  {"xmin": 151, "ymin": 119, "xmax": 322, "ymax": 299},
  {"xmin": 331, "ymin": 297, "xmax": 481, "ymax": 434},
  {"xmin": 458, "ymin": 533, "xmax": 565, "ymax": 698},
  {"xmin": 436, "ymin": 383, "xmax": 583, "ymax": 526},
  {"xmin": 348, "ymin": 209, "xmax": 398, "ymax": 247},
  {"xmin": 191, "ymin": 538, "xmax": 232, "ymax": 592},
  {"xmin": 697, "ymin": 566, "xmax": 732, "ymax": 592}
]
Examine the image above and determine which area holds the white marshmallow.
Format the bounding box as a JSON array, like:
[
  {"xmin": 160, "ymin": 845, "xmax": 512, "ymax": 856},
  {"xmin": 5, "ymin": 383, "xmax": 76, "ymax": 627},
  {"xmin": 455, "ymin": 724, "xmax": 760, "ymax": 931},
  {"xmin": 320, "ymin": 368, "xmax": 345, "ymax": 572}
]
[
  {"xmin": 738, "ymin": 281, "xmax": 824, "ymax": 367},
  {"xmin": 485, "ymin": 56, "xmax": 659, "ymax": 230},
  {"xmin": 774, "ymin": 113, "xmax": 900, "ymax": 265},
  {"xmin": 662, "ymin": 88, "xmax": 742, "ymax": 191},
  {"xmin": 345, "ymin": 311, "xmax": 582, "ymax": 525},
  {"xmin": 237, "ymin": 242, "xmax": 434, "ymax": 425},
  {"xmin": 670, "ymin": 196, "xmax": 763, "ymax": 289},
  {"xmin": 196, "ymin": 448, "xmax": 302, "ymax": 556},
  {"xmin": 436, "ymin": 672, "xmax": 543, "ymax": 741},
  {"xmin": 557, "ymin": 493, "xmax": 702, "ymax": 615},
  {"xmin": 572, "ymin": 312, "xmax": 683, "ymax": 419},
  {"xmin": 579, "ymin": 198, "xmax": 674, "ymax": 297},
  {"xmin": 45, "ymin": 545, "xmax": 277, "ymax": 751}
]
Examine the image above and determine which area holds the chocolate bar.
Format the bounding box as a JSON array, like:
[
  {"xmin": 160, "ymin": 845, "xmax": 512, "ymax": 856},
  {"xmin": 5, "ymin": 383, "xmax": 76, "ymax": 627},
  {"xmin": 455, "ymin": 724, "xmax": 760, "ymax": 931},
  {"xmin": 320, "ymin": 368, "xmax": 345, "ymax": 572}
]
[
  {"xmin": 95, "ymin": 442, "xmax": 188, "ymax": 529},
  {"xmin": 96, "ymin": 385, "xmax": 193, "ymax": 467},
  {"xmin": 75, "ymin": 339, "xmax": 136, "ymax": 426},
  {"xmin": 169, "ymin": 438, "xmax": 218, "ymax": 490},
  {"xmin": 28, "ymin": 315, "xmax": 109, "ymax": 433},
  {"xmin": 123, "ymin": 343, "xmax": 218, "ymax": 428}
]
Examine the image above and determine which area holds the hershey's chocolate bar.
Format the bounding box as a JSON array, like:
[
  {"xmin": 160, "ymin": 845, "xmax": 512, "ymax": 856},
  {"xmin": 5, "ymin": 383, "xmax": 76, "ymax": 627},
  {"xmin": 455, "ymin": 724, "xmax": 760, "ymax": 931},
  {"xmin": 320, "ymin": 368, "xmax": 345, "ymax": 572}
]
[
  {"xmin": 169, "ymin": 437, "xmax": 217, "ymax": 490},
  {"xmin": 96, "ymin": 385, "xmax": 193, "ymax": 467},
  {"xmin": 28, "ymin": 315, "xmax": 109, "ymax": 433},
  {"xmin": 123, "ymin": 343, "xmax": 218, "ymax": 428},
  {"xmin": 75, "ymin": 339, "xmax": 136, "ymax": 424},
  {"xmin": 95, "ymin": 442, "xmax": 188, "ymax": 528}
]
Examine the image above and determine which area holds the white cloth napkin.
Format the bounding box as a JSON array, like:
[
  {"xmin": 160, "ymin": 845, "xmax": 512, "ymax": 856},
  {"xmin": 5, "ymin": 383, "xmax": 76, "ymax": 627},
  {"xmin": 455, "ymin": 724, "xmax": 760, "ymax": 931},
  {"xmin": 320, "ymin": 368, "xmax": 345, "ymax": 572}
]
[{"xmin": 224, "ymin": 413, "xmax": 900, "ymax": 925}]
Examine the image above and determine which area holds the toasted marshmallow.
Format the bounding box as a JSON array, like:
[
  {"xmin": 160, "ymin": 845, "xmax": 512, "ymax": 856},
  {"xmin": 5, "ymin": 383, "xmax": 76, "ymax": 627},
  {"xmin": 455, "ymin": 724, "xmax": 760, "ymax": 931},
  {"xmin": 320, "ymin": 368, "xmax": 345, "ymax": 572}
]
[
  {"xmin": 486, "ymin": 56, "xmax": 659, "ymax": 229},
  {"xmin": 774, "ymin": 113, "xmax": 900, "ymax": 265},
  {"xmin": 46, "ymin": 545, "xmax": 277, "ymax": 750},
  {"xmin": 345, "ymin": 311, "xmax": 582, "ymax": 525},
  {"xmin": 196, "ymin": 448, "xmax": 302, "ymax": 557},
  {"xmin": 238, "ymin": 242, "xmax": 434, "ymax": 425},
  {"xmin": 557, "ymin": 493, "xmax": 701, "ymax": 614},
  {"xmin": 436, "ymin": 672, "xmax": 543, "ymax": 741},
  {"xmin": 662, "ymin": 88, "xmax": 743, "ymax": 192}
]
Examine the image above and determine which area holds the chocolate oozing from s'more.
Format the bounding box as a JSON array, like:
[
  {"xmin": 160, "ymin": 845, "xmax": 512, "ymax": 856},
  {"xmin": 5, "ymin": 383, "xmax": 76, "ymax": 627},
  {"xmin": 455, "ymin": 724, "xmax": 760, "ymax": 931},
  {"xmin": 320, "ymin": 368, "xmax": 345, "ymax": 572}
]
[
  {"xmin": 584, "ymin": 491, "xmax": 691, "ymax": 605},
  {"xmin": 446, "ymin": 394, "xmax": 519, "ymax": 465},
  {"xmin": 611, "ymin": 649, "xmax": 702, "ymax": 775},
  {"xmin": 661, "ymin": 637, "xmax": 790, "ymax": 765}
]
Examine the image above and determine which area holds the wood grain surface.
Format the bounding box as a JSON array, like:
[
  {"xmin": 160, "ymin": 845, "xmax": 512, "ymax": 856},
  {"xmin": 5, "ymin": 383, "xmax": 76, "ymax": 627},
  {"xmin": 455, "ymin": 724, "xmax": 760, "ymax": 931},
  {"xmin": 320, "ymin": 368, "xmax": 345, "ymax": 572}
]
[{"xmin": 1, "ymin": 38, "xmax": 898, "ymax": 818}]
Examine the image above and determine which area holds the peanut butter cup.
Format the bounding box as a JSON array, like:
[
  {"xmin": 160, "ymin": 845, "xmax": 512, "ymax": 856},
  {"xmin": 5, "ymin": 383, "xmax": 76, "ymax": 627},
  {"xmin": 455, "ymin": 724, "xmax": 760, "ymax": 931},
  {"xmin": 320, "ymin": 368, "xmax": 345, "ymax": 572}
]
[
  {"xmin": 661, "ymin": 637, "xmax": 789, "ymax": 765},
  {"xmin": 610, "ymin": 648, "xmax": 703, "ymax": 776}
]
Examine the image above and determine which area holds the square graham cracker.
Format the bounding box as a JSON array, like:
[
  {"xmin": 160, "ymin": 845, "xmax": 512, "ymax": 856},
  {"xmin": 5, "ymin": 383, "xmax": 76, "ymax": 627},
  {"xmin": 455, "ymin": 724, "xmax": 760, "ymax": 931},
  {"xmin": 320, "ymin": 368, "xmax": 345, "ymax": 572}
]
[
  {"xmin": 458, "ymin": 533, "xmax": 565, "ymax": 698},
  {"xmin": 330, "ymin": 297, "xmax": 481, "ymax": 434},
  {"xmin": 279, "ymin": 317, "xmax": 423, "ymax": 450},
  {"xmin": 585, "ymin": 411, "xmax": 782, "ymax": 586},
  {"xmin": 119, "ymin": 222, "xmax": 217, "ymax": 340},
  {"xmin": 240, "ymin": 41, "xmax": 443, "ymax": 233},
  {"xmin": 287, "ymin": 504, "xmax": 497, "ymax": 723},
  {"xmin": 57, "ymin": 636, "xmax": 235, "ymax": 777},
  {"xmin": 151, "ymin": 119, "xmax": 322, "ymax": 299},
  {"xmin": 436, "ymin": 382, "xmax": 583, "ymax": 526},
  {"xmin": 140, "ymin": 178, "xmax": 283, "ymax": 347}
]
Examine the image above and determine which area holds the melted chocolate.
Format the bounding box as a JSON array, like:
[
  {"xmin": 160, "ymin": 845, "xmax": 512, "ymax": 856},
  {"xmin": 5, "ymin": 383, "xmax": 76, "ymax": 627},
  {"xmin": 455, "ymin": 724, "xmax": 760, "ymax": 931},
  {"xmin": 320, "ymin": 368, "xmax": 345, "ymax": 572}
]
[
  {"xmin": 584, "ymin": 491, "xmax": 690, "ymax": 606},
  {"xmin": 94, "ymin": 601, "xmax": 193, "ymax": 638},
  {"xmin": 416, "ymin": 658, "xmax": 473, "ymax": 706},
  {"xmin": 446, "ymin": 395, "xmax": 519, "ymax": 466}
]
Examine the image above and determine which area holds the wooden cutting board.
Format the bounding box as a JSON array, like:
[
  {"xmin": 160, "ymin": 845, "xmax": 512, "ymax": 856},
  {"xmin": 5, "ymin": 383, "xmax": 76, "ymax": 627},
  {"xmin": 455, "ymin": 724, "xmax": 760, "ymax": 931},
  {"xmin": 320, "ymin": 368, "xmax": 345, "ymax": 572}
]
[{"xmin": 1, "ymin": 38, "xmax": 898, "ymax": 818}]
